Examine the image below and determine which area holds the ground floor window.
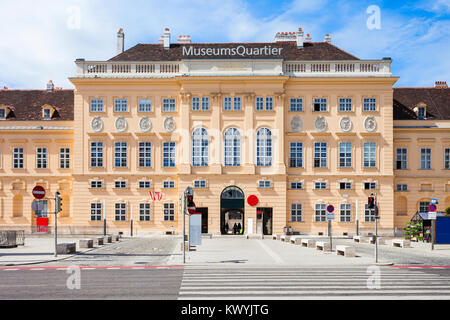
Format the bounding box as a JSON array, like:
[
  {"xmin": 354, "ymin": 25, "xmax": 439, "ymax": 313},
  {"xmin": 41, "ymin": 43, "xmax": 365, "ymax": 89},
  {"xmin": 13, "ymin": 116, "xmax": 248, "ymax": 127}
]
[
  {"xmin": 315, "ymin": 204, "xmax": 327, "ymax": 222},
  {"xmin": 291, "ymin": 203, "xmax": 302, "ymax": 222},
  {"xmin": 419, "ymin": 201, "xmax": 430, "ymax": 213},
  {"xmin": 139, "ymin": 203, "xmax": 151, "ymax": 221},
  {"xmin": 115, "ymin": 203, "xmax": 127, "ymax": 221},
  {"xmin": 90, "ymin": 202, "xmax": 102, "ymax": 221},
  {"xmin": 340, "ymin": 204, "xmax": 351, "ymax": 222},
  {"xmin": 364, "ymin": 204, "xmax": 376, "ymax": 222},
  {"xmin": 164, "ymin": 203, "xmax": 175, "ymax": 221}
]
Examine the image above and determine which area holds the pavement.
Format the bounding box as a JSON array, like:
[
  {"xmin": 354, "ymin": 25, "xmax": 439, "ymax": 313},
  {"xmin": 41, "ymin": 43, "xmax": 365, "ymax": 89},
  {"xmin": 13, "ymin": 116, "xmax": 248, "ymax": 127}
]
[{"xmin": 2, "ymin": 233, "xmax": 450, "ymax": 267}]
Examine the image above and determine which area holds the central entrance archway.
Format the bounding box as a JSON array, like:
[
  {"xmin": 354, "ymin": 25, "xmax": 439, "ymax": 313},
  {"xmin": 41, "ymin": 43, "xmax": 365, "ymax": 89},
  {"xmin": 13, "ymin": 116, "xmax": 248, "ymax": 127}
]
[{"xmin": 220, "ymin": 186, "xmax": 245, "ymax": 235}]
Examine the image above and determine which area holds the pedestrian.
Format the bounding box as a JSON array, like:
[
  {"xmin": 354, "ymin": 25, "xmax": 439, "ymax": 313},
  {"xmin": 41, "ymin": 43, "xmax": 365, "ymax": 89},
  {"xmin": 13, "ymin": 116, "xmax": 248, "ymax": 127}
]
[
  {"xmin": 238, "ymin": 223, "xmax": 242, "ymax": 234},
  {"xmin": 224, "ymin": 223, "xmax": 229, "ymax": 234},
  {"xmin": 233, "ymin": 223, "xmax": 238, "ymax": 234}
]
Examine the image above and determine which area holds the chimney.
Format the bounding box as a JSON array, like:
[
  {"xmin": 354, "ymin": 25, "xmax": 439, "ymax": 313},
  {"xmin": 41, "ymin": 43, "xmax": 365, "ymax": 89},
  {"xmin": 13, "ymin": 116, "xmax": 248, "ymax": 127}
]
[
  {"xmin": 305, "ymin": 33, "xmax": 312, "ymax": 42},
  {"xmin": 324, "ymin": 34, "xmax": 331, "ymax": 43},
  {"xmin": 47, "ymin": 80, "xmax": 54, "ymax": 92},
  {"xmin": 275, "ymin": 31, "xmax": 296, "ymax": 42},
  {"xmin": 296, "ymin": 28, "xmax": 304, "ymax": 48},
  {"xmin": 163, "ymin": 27, "xmax": 171, "ymax": 50},
  {"xmin": 177, "ymin": 35, "xmax": 192, "ymax": 44},
  {"xmin": 435, "ymin": 81, "xmax": 448, "ymax": 88},
  {"xmin": 117, "ymin": 28, "xmax": 125, "ymax": 55}
]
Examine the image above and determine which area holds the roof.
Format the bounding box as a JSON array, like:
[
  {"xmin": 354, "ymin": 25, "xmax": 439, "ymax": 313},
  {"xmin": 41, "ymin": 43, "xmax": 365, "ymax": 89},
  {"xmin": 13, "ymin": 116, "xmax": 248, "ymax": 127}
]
[
  {"xmin": 109, "ymin": 41, "xmax": 360, "ymax": 62},
  {"xmin": 0, "ymin": 90, "xmax": 74, "ymax": 121},
  {"xmin": 393, "ymin": 87, "xmax": 450, "ymax": 120}
]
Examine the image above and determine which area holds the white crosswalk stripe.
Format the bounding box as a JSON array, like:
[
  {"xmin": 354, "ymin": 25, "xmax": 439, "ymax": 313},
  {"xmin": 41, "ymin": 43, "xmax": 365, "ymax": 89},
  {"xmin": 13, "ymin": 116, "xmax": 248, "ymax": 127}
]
[{"xmin": 178, "ymin": 267, "xmax": 450, "ymax": 300}]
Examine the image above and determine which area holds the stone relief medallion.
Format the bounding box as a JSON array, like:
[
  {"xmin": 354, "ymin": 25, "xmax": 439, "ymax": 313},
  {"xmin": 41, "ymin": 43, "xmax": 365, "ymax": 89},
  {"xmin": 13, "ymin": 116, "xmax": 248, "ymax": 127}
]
[
  {"xmin": 115, "ymin": 116, "xmax": 128, "ymax": 132},
  {"xmin": 315, "ymin": 116, "xmax": 327, "ymax": 132},
  {"xmin": 164, "ymin": 116, "xmax": 175, "ymax": 133},
  {"xmin": 364, "ymin": 116, "xmax": 377, "ymax": 132},
  {"xmin": 340, "ymin": 116, "xmax": 352, "ymax": 132},
  {"xmin": 290, "ymin": 116, "xmax": 302, "ymax": 132},
  {"xmin": 91, "ymin": 116, "xmax": 103, "ymax": 132},
  {"xmin": 139, "ymin": 116, "xmax": 152, "ymax": 133}
]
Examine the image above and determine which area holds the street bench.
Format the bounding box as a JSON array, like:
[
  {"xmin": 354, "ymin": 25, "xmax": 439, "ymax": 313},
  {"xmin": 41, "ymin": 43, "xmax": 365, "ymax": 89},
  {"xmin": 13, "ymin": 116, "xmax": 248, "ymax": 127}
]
[
  {"xmin": 56, "ymin": 243, "xmax": 76, "ymax": 254},
  {"xmin": 103, "ymin": 235, "xmax": 112, "ymax": 244},
  {"xmin": 79, "ymin": 239, "xmax": 94, "ymax": 248},
  {"xmin": 280, "ymin": 235, "xmax": 291, "ymax": 242},
  {"xmin": 369, "ymin": 237, "xmax": 385, "ymax": 245},
  {"xmin": 112, "ymin": 234, "xmax": 120, "ymax": 242},
  {"xmin": 272, "ymin": 234, "xmax": 281, "ymax": 240},
  {"xmin": 290, "ymin": 236, "xmax": 302, "ymax": 245},
  {"xmin": 246, "ymin": 234, "xmax": 263, "ymax": 240},
  {"xmin": 392, "ymin": 239, "xmax": 410, "ymax": 248},
  {"xmin": 301, "ymin": 239, "xmax": 316, "ymax": 248},
  {"xmin": 353, "ymin": 236, "xmax": 369, "ymax": 243},
  {"xmin": 336, "ymin": 245, "xmax": 355, "ymax": 257},
  {"xmin": 94, "ymin": 237, "xmax": 104, "ymax": 246},
  {"xmin": 316, "ymin": 241, "xmax": 331, "ymax": 252}
]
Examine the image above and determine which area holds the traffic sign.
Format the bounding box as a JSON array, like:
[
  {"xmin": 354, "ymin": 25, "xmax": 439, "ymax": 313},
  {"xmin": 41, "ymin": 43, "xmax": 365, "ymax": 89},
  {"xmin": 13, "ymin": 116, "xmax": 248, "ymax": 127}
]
[
  {"xmin": 429, "ymin": 212, "xmax": 437, "ymax": 220},
  {"xmin": 431, "ymin": 198, "xmax": 438, "ymax": 205},
  {"xmin": 428, "ymin": 204, "xmax": 437, "ymax": 212},
  {"xmin": 247, "ymin": 195, "xmax": 259, "ymax": 207},
  {"xmin": 327, "ymin": 213, "xmax": 335, "ymax": 220},
  {"xmin": 32, "ymin": 186, "xmax": 46, "ymax": 200},
  {"xmin": 327, "ymin": 205, "xmax": 334, "ymax": 213},
  {"xmin": 187, "ymin": 202, "xmax": 196, "ymax": 215}
]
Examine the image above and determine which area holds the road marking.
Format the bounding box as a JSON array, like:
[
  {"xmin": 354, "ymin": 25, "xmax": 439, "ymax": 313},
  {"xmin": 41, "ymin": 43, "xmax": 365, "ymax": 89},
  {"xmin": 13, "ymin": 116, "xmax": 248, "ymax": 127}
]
[{"xmin": 256, "ymin": 240, "xmax": 284, "ymax": 264}]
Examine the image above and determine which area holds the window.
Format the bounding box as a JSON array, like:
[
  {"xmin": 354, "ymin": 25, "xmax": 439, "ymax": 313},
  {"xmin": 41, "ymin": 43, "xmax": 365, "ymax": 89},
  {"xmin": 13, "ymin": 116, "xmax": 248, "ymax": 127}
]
[
  {"xmin": 417, "ymin": 107, "xmax": 426, "ymax": 120},
  {"xmin": 339, "ymin": 98, "xmax": 352, "ymax": 112},
  {"xmin": 363, "ymin": 98, "xmax": 377, "ymax": 112},
  {"xmin": 363, "ymin": 142, "xmax": 376, "ymax": 168},
  {"xmin": 289, "ymin": 142, "xmax": 303, "ymax": 168},
  {"xmin": 396, "ymin": 184, "xmax": 408, "ymax": 192},
  {"xmin": 114, "ymin": 142, "xmax": 128, "ymax": 167},
  {"xmin": 419, "ymin": 201, "xmax": 430, "ymax": 213},
  {"xmin": 90, "ymin": 98, "xmax": 104, "ymax": 112},
  {"xmin": 340, "ymin": 204, "xmax": 352, "ymax": 222},
  {"xmin": 256, "ymin": 97, "xmax": 264, "ymax": 111},
  {"xmin": 314, "ymin": 142, "xmax": 327, "ymax": 168},
  {"xmin": 364, "ymin": 182, "xmax": 377, "ymax": 190},
  {"xmin": 36, "ymin": 147, "xmax": 47, "ymax": 169},
  {"xmin": 339, "ymin": 182, "xmax": 352, "ymax": 190},
  {"xmin": 138, "ymin": 98, "xmax": 152, "ymax": 112},
  {"xmin": 43, "ymin": 109, "xmax": 51, "ymax": 120},
  {"xmin": 90, "ymin": 203, "xmax": 102, "ymax": 221},
  {"xmin": 256, "ymin": 128, "xmax": 272, "ymax": 167},
  {"xmin": 0, "ymin": 108, "xmax": 5, "ymax": 119},
  {"xmin": 314, "ymin": 182, "xmax": 327, "ymax": 190},
  {"xmin": 420, "ymin": 148, "xmax": 432, "ymax": 169},
  {"xmin": 290, "ymin": 182, "xmax": 303, "ymax": 190},
  {"xmin": 194, "ymin": 180, "xmax": 207, "ymax": 188},
  {"xmin": 59, "ymin": 148, "xmax": 70, "ymax": 169},
  {"xmin": 139, "ymin": 181, "xmax": 151, "ymax": 189},
  {"xmin": 224, "ymin": 97, "xmax": 232, "ymax": 111},
  {"xmin": 192, "ymin": 128, "xmax": 209, "ymax": 167},
  {"xmin": 233, "ymin": 97, "xmax": 241, "ymax": 110},
  {"xmin": 315, "ymin": 204, "xmax": 327, "ymax": 222},
  {"xmin": 202, "ymin": 97, "xmax": 210, "ymax": 111},
  {"xmin": 396, "ymin": 148, "xmax": 408, "ymax": 170},
  {"xmin": 163, "ymin": 181, "xmax": 175, "ymax": 189},
  {"xmin": 224, "ymin": 128, "xmax": 241, "ymax": 167},
  {"xmin": 90, "ymin": 142, "xmax": 104, "ymax": 167},
  {"xmin": 90, "ymin": 180, "xmax": 103, "ymax": 189},
  {"xmin": 289, "ymin": 98, "xmax": 303, "ymax": 112},
  {"xmin": 192, "ymin": 97, "xmax": 200, "ymax": 111},
  {"xmin": 114, "ymin": 181, "xmax": 127, "ymax": 189},
  {"xmin": 114, "ymin": 98, "xmax": 128, "ymax": 112},
  {"xmin": 313, "ymin": 98, "xmax": 327, "ymax": 112},
  {"xmin": 265, "ymin": 97, "xmax": 273, "ymax": 110},
  {"xmin": 115, "ymin": 203, "xmax": 127, "ymax": 221},
  {"xmin": 445, "ymin": 148, "xmax": 450, "ymax": 169},
  {"xmin": 339, "ymin": 142, "xmax": 352, "ymax": 168},
  {"xmin": 138, "ymin": 142, "xmax": 152, "ymax": 168},
  {"xmin": 162, "ymin": 98, "xmax": 176, "ymax": 112},
  {"xmin": 163, "ymin": 142, "xmax": 176, "ymax": 167},
  {"xmin": 13, "ymin": 147, "xmax": 24, "ymax": 169},
  {"xmin": 192, "ymin": 97, "xmax": 210, "ymax": 111},
  {"xmin": 291, "ymin": 203, "xmax": 302, "ymax": 222},
  {"xmin": 364, "ymin": 204, "xmax": 376, "ymax": 222},
  {"xmin": 224, "ymin": 96, "xmax": 241, "ymax": 111},
  {"xmin": 164, "ymin": 203, "xmax": 175, "ymax": 221},
  {"xmin": 258, "ymin": 180, "xmax": 271, "ymax": 188},
  {"xmin": 139, "ymin": 203, "xmax": 151, "ymax": 221}
]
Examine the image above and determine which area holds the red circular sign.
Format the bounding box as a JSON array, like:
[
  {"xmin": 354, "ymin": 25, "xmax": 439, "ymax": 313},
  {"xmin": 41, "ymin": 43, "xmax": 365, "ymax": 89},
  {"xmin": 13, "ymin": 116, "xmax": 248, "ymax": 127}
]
[
  {"xmin": 428, "ymin": 204, "xmax": 437, "ymax": 212},
  {"xmin": 187, "ymin": 202, "xmax": 196, "ymax": 215},
  {"xmin": 247, "ymin": 195, "xmax": 259, "ymax": 207},
  {"xmin": 32, "ymin": 186, "xmax": 46, "ymax": 200}
]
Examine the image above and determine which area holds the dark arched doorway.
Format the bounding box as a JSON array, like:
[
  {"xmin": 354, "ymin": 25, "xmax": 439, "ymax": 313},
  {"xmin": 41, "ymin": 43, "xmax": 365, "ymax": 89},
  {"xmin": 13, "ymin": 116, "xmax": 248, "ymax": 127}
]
[{"xmin": 220, "ymin": 186, "xmax": 245, "ymax": 235}]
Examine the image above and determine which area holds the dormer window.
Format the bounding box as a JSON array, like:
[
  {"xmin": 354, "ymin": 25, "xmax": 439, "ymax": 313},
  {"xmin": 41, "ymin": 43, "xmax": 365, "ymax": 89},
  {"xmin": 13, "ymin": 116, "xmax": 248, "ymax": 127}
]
[
  {"xmin": 43, "ymin": 109, "xmax": 51, "ymax": 120},
  {"xmin": 0, "ymin": 108, "xmax": 5, "ymax": 120},
  {"xmin": 417, "ymin": 107, "xmax": 426, "ymax": 120}
]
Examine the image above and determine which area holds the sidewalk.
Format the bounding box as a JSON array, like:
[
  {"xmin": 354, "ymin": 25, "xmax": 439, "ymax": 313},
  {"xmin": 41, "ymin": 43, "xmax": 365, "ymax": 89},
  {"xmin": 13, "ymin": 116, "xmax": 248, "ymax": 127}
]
[{"xmin": 0, "ymin": 236, "xmax": 110, "ymax": 266}]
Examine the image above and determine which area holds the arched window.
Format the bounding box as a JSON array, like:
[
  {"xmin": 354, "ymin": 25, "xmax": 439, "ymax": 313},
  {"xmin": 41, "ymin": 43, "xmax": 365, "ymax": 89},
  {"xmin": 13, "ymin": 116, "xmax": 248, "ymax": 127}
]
[
  {"xmin": 256, "ymin": 127, "xmax": 272, "ymax": 167},
  {"xmin": 192, "ymin": 127, "xmax": 209, "ymax": 167},
  {"xmin": 224, "ymin": 127, "xmax": 241, "ymax": 167}
]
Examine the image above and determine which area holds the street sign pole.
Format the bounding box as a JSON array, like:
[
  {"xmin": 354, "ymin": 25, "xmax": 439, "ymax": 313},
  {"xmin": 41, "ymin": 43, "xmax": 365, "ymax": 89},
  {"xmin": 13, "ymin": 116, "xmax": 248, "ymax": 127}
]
[
  {"xmin": 54, "ymin": 193, "xmax": 58, "ymax": 258},
  {"xmin": 374, "ymin": 193, "xmax": 379, "ymax": 264},
  {"xmin": 428, "ymin": 203, "xmax": 437, "ymax": 250},
  {"xmin": 182, "ymin": 193, "xmax": 186, "ymax": 264},
  {"xmin": 326, "ymin": 205, "xmax": 334, "ymax": 252},
  {"xmin": 328, "ymin": 219, "xmax": 332, "ymax": 252}
]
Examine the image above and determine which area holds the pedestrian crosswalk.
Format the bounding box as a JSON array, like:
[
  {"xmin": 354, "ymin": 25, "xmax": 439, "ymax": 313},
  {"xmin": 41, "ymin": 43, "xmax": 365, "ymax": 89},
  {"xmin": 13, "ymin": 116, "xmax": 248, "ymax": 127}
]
[{"xmin": 178, "ymin": 267, "xmax": 450, "ymax": 299}]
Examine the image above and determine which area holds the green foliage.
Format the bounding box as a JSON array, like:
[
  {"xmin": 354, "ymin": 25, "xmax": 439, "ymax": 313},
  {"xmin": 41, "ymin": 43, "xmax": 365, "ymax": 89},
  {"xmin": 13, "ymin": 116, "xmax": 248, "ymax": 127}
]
[
  {"xmin": 404, "ymin": 221, "xmax": 423, "ymax": 241},
  {"xmin": 446, "ymin": 207, "xmax": 450, "ymax": 216}
]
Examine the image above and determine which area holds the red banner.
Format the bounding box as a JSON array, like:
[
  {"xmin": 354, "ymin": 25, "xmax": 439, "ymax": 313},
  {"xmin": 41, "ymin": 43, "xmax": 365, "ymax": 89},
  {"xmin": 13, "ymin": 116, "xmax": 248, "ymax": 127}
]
[{"xmin": 36, "ymin": 217, "xmax": 49, "ymax": 233}]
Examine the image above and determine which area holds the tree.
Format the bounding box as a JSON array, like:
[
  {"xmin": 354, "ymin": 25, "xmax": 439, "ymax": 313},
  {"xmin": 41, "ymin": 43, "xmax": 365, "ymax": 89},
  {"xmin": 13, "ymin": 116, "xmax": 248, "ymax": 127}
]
[{"xmin": 446, "ymin": 207, "xmax": 450, "ymax": 216}]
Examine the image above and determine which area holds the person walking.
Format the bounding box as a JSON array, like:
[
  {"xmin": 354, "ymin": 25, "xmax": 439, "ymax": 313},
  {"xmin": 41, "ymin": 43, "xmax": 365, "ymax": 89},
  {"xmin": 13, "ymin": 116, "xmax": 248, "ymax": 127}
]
[
  {"xmin": 238, "ymin": 222, "xmax": 242, "ymax": 234},
  {"xmin": 233, "ymin": 223, "xmax": 238, "ymax": 235}
]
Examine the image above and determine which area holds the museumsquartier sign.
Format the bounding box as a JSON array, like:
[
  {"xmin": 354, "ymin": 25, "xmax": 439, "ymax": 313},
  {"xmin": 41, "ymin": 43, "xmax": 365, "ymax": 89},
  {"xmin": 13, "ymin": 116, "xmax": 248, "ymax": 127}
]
[{"xmin": 182, "ymin": 45, "xmax": 283, "ymax": 57}]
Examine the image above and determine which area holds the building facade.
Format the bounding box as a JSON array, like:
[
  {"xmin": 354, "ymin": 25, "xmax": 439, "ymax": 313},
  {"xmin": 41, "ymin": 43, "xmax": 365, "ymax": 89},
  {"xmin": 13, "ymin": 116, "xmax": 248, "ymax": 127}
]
[{"xmin": 0, "ymin": 28, "xmax": 449, "ymax": 236}]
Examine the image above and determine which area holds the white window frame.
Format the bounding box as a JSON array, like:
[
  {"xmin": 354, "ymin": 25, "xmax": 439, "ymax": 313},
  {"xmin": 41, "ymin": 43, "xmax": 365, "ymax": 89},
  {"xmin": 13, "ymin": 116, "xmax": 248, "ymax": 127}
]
[
  {"xmin": 192, "ymin": 127, "xmax": 209, "ymax": 167},
  {"xmin": 162, "ymin": 142, "xmax": 176, "ymax": 168},
  {"xmin": 363, "ymin": 142, "xmax": 377, "ymax": 168},
  {"xmin": 36, "ymin": 147, "xmax": 48, "ymax": 169},
  {"xmin": 138, "ymin": 98, "xmax": 152, "ymax": 112},
  {"xmin": 289, "ymin": 98, "xmax": 303, "ymax": 112},
  {"xmin": 138, "ymin": 142, "xmax": 152, "ymax": 168},
  {"xmin": 258, "ymin": 180, "xmax": 271, "ymax": 189},
  {"xmin": 114, "ymin": 203, "xmax": 127, "ymax": 221},
  {"xmin": 313, "ymin": 98, "xmax": 327, "ymax": 112},
  {"xmin": 114, "ymin": 98, "xmax": 128, "ymax": 112},
  {"xmin": 162, "ymin": 98, "xmax": 176, "ymax": 112},
  {"xmin": 90, "ymin": 98, "xmax": 104, "ymax": 112},
  {"xmin": 164, "ymin": 203, "xmax": 175, "ymax": 221},
  {"xmin": 90, "ymin": 180, "xmax": 103, "ymax": 189},
  {"xmin": 289, "ymin": 142, "xmax": 303, "ymax": 168},
  {"xmin": 163, "ymin": 181, "xmax": 175, "ymax": 189},
  {"xmin": 256, "ymin": 128, "xmax": 272, "ymax": 167},
  {"xmin": 314, "ymin": 182, "xmax": 327, "ymax": 190},
  {"xmin": 291, "ymin": 203, "xmax": 302, "ymax": 222},
  {"xmin": 338, "ymin": 98, "xmax": 352, "ymax": 112},
  {"xmin": 138, "ymin": 181, "xmax": 151, "ymax": 189},
  {"xmin": 363, "ymin": 98, "xmax": 377, "ymax": 112},
  {"xmin": 59, "ymin": 148, "xmax": 70, "ymax": 169},
  {"xmin": 420, "ymin": 148, "xmax": 432, "ymax": 169},
  {"xmin": 315, "ymin": 204, "xmax": 327, "ymax": 222},
  {"xmin": 194, "ymin": 180, "xmax": 207, "ymax": 189},
  {"xmin": 290, "ymin": 182, "xmax": 303, "ymax": 190},
  {"xmin": 90, "ymin": 202, "xmax": 102, "ymax": 221},
  {"xmin": 445, "ymin": 148, "xmax": 450, "ymax": 169},
  {"xmin": 396, "ymin": 184, "xmax": 408, "ymax": 192},
  {"xmin": 314, "ymin": 142, "xmax": 327, "ymax": 168},
  {"xmin": 224, "ymin": 127, "xmax": 241, "ymax": 167},
  {"xmin": 13, "ymin": 147, "xmax": 24, "ymax": 169},
  {"xmin": 339, "ymin": 142, "xmax": 352, "ymax": 168},
  {"xmin": 139, "ymin": 203, "xmax": 151, "ymax": 222},
  {"xmin": 396, "ymin": 148, "xmax": 408, "ymax": 170},
  {"xmin": 364, "ymin": 204, "xmax": 376, "ymax": 222},
  {"xmin": 114, "ymin": 180, "xmax": 127, "ymax": 189},
  {"xmin": 90, "ymin": 142, "xmax": 104, "ymax": 168},
  {"xmin": 114, "ymin": 142, "xmax": 128, "ymax": 168},
  {"xmin": 340, "ymin": 203, "xmax": 352, "ymax": 222}
]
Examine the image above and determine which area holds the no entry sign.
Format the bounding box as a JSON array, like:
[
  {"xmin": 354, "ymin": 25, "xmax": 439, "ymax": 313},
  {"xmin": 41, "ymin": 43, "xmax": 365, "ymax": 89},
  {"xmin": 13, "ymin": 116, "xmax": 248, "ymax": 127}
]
[
  {"xmin": 188, "ymin": 202, "xmax": 196, "ymax": 215},
  {"xmin": 32, "ymin": 186, "xmax": 46, "ymax": 200}
]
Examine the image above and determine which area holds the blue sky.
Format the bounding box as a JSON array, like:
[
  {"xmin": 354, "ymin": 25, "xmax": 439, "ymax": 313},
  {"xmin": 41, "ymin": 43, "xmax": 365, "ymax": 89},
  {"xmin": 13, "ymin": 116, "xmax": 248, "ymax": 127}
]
[{"xmin": 0, "ymin": 0, "xmax": 448, "ymax": 89}]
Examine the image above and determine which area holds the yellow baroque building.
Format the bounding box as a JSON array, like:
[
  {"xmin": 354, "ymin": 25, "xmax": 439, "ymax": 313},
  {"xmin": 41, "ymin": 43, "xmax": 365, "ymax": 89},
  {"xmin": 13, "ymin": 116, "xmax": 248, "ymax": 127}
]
[{"xmin": 0, "ymin": 28, "xmax": 449, "ymax": 236}]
